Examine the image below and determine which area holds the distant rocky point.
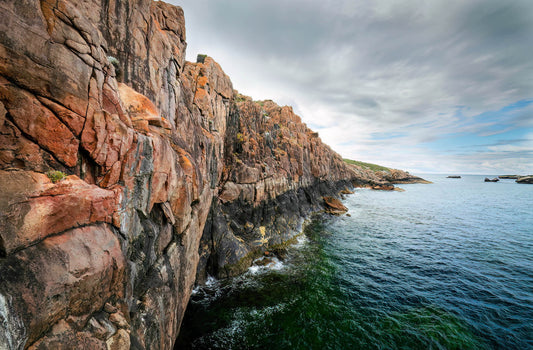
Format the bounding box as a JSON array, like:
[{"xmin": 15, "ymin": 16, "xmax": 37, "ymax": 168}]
[
  {"xmin": 498, "ymin": 175, "xmax": 519, "ymax": 179},
  {"xmin": 447, "ymin": 175, "xmax": 461, "ymax": 178},
  {"xmin": 516, "ymin": 176, "xmax": 533, "ymax": 184},
  {"xmin": 342, "ymin": 159, "xmax": 431, "ymax": 185}
]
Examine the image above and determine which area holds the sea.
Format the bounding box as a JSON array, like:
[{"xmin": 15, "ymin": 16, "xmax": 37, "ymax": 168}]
[{"xmin": 175, "ymin": 175, "xmax": 533, "ymax": 349}]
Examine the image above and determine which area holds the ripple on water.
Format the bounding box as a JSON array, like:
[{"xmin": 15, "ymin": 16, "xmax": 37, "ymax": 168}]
[{"xmin": 177, "ymin": 175, "xmax": 533, "ymax": 349}]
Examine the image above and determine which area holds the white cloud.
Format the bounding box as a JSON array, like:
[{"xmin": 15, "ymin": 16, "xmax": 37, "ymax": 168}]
[{"xmin": 172, "ymin": 0, "xmax": 533, "ymax": 174}]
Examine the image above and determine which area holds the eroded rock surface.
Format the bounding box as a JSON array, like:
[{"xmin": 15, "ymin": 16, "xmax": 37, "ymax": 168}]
[
  {"xmin": 196, "ymin": 97, "xmax": 361, "ymax": 280},
  {"xmin": 0, "ymin": 0, "xmax": 420, "ymax": 348}
]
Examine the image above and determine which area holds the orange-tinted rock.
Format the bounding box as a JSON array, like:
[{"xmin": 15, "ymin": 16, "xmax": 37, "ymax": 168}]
[
  {"xmin": 340, "ymin": 188, "xmax": 354, "ymax": 195},
  {"xmin": 118, "ymin": 83, "xmax": 162, "ymax": 129},
  {"xmin": 323, "ymin": 196, "xmax": 349, "ymax": 215},
  {"xmin": 372, "ymin": 183, "xmax": 395, "ymax": 191},
  {"xmin": 0, "ymin": 171, "xmax": 118, "ymax": 255},
  {"xmin": 0, "ymin": 77, "xmax": 79, "ymax": 168}
]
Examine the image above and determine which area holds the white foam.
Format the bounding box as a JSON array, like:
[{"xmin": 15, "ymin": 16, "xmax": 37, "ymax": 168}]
[
  {"xmin": 248, "ymin": 265, "xmax": 261, "ymax": 274},
  {"xmin": 192, "ymin": 275, "xmax": 220, "ymax": 297},
  {"xmin": 294, "ymin": 234, "xmax": 309, "ymax": 248},
  {"xmin": 205, "ymin": 275, "xmax": 219, "ymax": 287},
  {"xmin": 248, "ymin": 256, "xmax": 285, "ymax": 274}
]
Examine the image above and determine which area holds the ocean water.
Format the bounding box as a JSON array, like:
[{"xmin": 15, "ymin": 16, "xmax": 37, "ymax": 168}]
[{"xmin": 175, "ymin": 175, "xmax": 533, "ymax": 349}]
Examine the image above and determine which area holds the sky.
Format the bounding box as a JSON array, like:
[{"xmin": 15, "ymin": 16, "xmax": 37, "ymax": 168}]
[{"xmin": 169, "ymin": 0, "xmax": 533, "ymax": 175}]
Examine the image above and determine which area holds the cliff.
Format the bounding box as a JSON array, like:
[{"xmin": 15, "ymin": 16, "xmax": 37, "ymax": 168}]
[{"xmin": 0, "ymin": 1, "xmax": 416, "ymax": 349}]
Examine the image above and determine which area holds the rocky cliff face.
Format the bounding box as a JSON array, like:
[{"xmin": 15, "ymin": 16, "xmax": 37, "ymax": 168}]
[
  {"xmin": 0, "ymin": 1, "xmax": 407, "ymax": 349},
  {"xmin": 196, "ymin": 97, "xmax": 357, "ymax": 280}
]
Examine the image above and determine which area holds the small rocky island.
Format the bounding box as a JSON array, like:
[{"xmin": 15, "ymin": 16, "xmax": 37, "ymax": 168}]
[
  {"xmin": 496, "ymin": 175, "xmax": 533, "ymax": 184},
  {"xmin": 485, "ymin": 177, "xmax": 500, "ymax": 182},
  {"xmin": 447, "ymin": 175, "xmax": 461, "ymax": 178}
]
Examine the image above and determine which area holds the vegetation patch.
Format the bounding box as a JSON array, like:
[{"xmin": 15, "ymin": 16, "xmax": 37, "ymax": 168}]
[
  {"xmin": 234, "ymin": 94, "xmax": 247, "ymax": 102},
  {"xmin": 343, "ymin": 158, "xmax": 390, "ymax": 172},
  {"xmin": 196, "ymin": 54, "xmax": 207, "ymax": 63},
  {"xmin": 236, "ymin": 133, "xmax": 245, "ymax": 143},
  {"xmin": 46, "ymin": 170, "xmax": 67, "ymax": 183}
]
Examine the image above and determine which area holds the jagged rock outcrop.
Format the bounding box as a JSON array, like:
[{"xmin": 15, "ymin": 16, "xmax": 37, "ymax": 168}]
[
  {"xmin": 323, "ymin": 196, "xmax": 349, "ymax": 215},
  {"xmin": 0, "ymin": 0, "xmax": 424, "ymax": 349},
  {"xmin": 196, "ymin": 97, "xmax": 358, "ymax": 280}
]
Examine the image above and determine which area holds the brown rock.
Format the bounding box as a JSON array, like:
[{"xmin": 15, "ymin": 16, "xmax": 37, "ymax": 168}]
[
  {"xmin": 106, "ymin": 329, "xmax": 130, "ymax": 350},
  {"xmin": 0, "ymin": 171, "xmax": 118, "ymax": 255},
  {"xmin": 86, "ymin": 316, "xmax": 117, "ymax": 340},
  {"xmin": 323, "ymin": 196, "xmax": 348, "ymax": 215},
  {"xmin": 372, "ymin": 183, "xmax": 395, "ymax": 191},
  {"xmin": 109, "ymin": 311, "xmax": 129, "ymax": 329},
  {"xmin": 0, "ymin": 77, "xmax": 79, "ymax": 168},
  {"xmin": 28, "ymin": 319, "xmax": 107, "ymax": 350},
  {"xmin": 104, "ymin": 303, "xmax": 118, "ymax": 314},
  {"xmin": 340, "ymin": 188, "xmax": 354, "ymax": 195},
  {"xmin": 382, "ymin": 168, "xmax": 431, "ymax": 184},
  {"xmin": 0, "ymin": 224, "xmax": 125, "ymax": 346},
  {"xmin": 81, "ymin": 109, "xmax": 134, "ymax": 179}
]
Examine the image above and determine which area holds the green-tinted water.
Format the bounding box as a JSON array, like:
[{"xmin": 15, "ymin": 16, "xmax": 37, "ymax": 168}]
[{"xmin": 176, "ymin": 175, "xmax": 533, "ymax": 349}]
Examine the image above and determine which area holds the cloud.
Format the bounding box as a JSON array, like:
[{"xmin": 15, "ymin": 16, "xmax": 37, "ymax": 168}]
[
  {"xmin": 487, "ymin": 133, "xmax": 533, "ymax": 152},
  {"xmin": 170, "ymin": 0, "xmax": 533, "ymax": 174}
]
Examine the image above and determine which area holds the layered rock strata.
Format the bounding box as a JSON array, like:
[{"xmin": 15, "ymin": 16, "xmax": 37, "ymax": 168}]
[
  {"xmin": 0, "ymin": 0, "xmax": 416, "ymax": 349},
  {"xmin": 196, "ymin": 97, "xmax": 357, "ymax": 280}
]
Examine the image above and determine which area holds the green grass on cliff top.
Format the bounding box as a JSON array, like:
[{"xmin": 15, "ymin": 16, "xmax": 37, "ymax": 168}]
[{"xmin": 343, "ymin": 159, "xmax": 390, "ymax": 172}]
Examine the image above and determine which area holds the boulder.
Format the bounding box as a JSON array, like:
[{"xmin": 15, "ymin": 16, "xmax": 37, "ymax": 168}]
[{"xmin": 323, "ymin": 196, "xmax": 348, "ymax": 215}]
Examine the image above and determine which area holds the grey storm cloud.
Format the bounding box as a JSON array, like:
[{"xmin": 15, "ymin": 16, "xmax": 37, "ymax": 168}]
[
  {"xmin": 168, "ymin": 0, "xmax": 533, "ymax": 173},
  {"xmin": 176, "ymin": 0, "xmax": 531, "ymax": 112}
]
